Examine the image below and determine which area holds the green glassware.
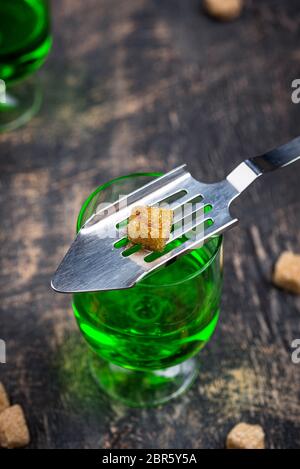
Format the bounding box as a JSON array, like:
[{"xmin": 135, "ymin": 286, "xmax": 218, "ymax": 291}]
[
  {"xmin": 73, "ymin": 173, "xmax": 223, "ymax": 407},
  {"xmin": 0, "ymin": 0, "xmax": 52, "ymax": 131}
]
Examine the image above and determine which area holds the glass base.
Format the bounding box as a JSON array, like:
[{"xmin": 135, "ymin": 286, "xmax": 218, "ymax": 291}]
[
  {"xmin": 0, "ymin": 77, "xmax": 42, "ymax": 132},
  {"xmin": 90, "ymin": 353, "xmax": 199, "ymax": 407}
]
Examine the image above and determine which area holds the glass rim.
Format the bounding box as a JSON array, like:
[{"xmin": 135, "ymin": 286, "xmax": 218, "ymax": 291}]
[
  {"xmin": 76, "ymin": 172, "xmax": 223, "ymax": 286},
  {"xmin": 77, "ymin": 171, "xmax": 162, "ymax": 232}
]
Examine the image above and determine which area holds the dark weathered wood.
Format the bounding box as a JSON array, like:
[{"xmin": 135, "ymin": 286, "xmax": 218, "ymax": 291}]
[{"xmin": 1, "ymin": 0, "xmax": 300, "ymax": 449}]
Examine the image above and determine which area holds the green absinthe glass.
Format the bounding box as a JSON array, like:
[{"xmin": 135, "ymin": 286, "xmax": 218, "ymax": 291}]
[
  {"xmin": 0, "ymin": 0, "xmax": 52, "ymax": 131},
  {"xmin": 73, "ymin": 173, "xmax": 223, "ymax": 407}
]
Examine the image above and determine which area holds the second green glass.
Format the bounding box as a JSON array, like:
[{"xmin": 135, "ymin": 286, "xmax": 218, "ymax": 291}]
[
  {"xmin": 0, "ymin": 0, "xmax": 52, "ymax": 131},
  {"xmin": 73, "ymin": 174, "xmax": 223, "ymax": 407}
]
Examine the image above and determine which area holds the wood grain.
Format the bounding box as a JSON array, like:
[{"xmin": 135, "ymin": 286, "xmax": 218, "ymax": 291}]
[{"xmin": 1, "ymin": 0, "xmax": 300, "ymax": 449}]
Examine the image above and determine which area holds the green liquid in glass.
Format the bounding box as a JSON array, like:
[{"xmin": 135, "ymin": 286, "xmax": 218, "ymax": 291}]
[
  {"xmin": 0, "ymin": 0, "xmax": 52, "ymax": 84},
  {"xmin": 71, "ymin": 173, "xmax": 223, "ymax": 405},
  {"xmin": 73, "ymin": 241, "xmax": 222, "ymax": 372}
]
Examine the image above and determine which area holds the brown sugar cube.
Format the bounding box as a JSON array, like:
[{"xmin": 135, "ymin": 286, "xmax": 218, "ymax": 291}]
[
  {"xmin": 127, "ymin": 206, "xmax": 173, "ymax": 252},
  {"xmin": 272, "ymin": 251, "xmax": 300, "ymax": 294},
  {"xmin": 0, "ymin": 405, "xmax": 30, "ymax": 448},
  {"xmin": 226, "ymin": 422, "xmax": 265, "ymax": 449},
  {"xmin": 203, "ymin": 0, "xmax": 243, "ymax": 22},
  {"xmin": 0, "ymin": 382, "xmax": 10, "ymax": 413}
]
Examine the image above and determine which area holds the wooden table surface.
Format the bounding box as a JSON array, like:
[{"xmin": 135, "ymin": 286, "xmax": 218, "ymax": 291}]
[{"xmin": 1, "ymin": 0, "xmax": 300, "ymax": 449}]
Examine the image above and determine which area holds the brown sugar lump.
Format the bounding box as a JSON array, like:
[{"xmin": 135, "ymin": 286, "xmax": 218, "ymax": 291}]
[
  {"xmin": 203, "ymin": 0, "xmax": 243, "ymax": 22},
  {"xmin": 226, "ymin": 422, "xmax": 265, "ymax": 449},
  {"xmin": 0, "ymin": 405, "xmax": 30, "ymax": 448},
  {"xmin": 272, "ymin": 251, "xmax": 300, "ymax": 294},
  {"xmin": 0, "ymin": 382, "xmax": 10, "ymax": 413},
  {"xmin": 127, "ymin": 206, "xmax": 173, "ymax": 252}
]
